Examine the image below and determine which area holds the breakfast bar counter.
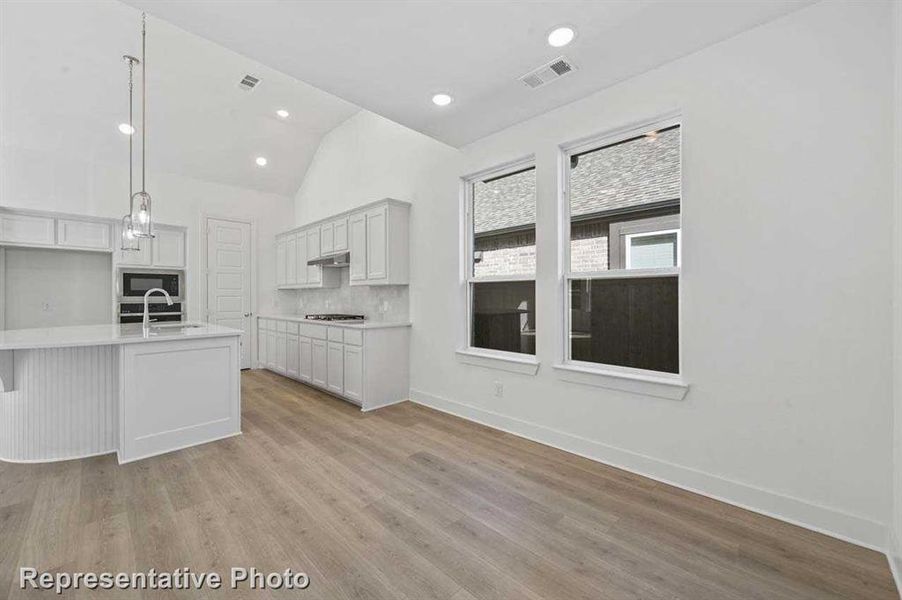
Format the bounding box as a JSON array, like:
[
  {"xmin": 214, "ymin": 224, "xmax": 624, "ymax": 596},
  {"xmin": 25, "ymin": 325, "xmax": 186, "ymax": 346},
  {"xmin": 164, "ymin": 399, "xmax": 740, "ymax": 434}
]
[{"xmin": 0, "ymin": 322, "xmax": 242, "ymax": 464}]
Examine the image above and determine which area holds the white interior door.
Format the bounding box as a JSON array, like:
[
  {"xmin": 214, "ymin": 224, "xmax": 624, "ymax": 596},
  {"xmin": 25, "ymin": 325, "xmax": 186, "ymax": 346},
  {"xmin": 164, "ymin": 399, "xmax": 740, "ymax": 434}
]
[{"xmin": 206, "ymin": 218, "xmax": 253, "ymax": 369}]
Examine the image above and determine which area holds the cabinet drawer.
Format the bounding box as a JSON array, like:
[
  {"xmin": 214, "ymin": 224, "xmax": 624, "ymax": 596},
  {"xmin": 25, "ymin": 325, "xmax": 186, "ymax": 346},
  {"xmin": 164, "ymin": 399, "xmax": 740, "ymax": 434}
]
[
  {"xmin": 328, "ymin": 327, "xmax": 344, "ymax": 342},
  {"xmin": 300, "ymin": 323, "xmax": 327, "ymax": 339},
  {"xmin": 343, "ymin": 329, "xmax": 363, "ymax": 346},
  {"xmin": 285, "ymin": 322, "xmax": 299, "ymax": 335}
]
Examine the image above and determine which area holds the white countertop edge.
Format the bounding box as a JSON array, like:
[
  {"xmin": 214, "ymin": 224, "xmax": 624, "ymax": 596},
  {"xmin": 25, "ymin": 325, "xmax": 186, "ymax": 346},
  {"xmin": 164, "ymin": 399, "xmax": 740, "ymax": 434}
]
[
  {"xmin": 257, "ymin": 314, "xmax": 412, "ymax": 329},
  {"xmin": 0, "ymin": 323, "xmax": 241, "ymax": 351}
]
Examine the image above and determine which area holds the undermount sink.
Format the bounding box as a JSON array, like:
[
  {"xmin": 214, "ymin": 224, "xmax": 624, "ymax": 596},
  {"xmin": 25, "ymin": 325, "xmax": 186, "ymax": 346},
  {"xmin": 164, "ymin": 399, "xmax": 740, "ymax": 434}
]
[{"xmin": 150, "ymin": 323, "xmax": 202, "ymax": 330}]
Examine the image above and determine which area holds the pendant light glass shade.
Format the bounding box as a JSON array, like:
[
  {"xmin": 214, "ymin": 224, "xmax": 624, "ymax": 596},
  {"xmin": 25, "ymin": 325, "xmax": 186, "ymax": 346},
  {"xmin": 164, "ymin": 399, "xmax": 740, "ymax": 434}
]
[
  {"xmin": 120, "ymin": 214, "xmax": 139, "ymax": 251},
  {"xmin": 130, "ymin": 190, "xmax": 153, "ymax": 238}
]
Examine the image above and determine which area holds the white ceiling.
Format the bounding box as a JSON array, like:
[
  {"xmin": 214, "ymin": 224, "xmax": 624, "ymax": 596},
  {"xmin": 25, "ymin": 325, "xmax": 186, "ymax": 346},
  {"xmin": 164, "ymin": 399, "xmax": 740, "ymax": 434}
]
[
  {"xmin": 123, "ymin": 0, "xmax": 812, "ymax": 147},
  {"xmin": 0, "ymin": 1, "xmax": 359, "ymax": 197}
]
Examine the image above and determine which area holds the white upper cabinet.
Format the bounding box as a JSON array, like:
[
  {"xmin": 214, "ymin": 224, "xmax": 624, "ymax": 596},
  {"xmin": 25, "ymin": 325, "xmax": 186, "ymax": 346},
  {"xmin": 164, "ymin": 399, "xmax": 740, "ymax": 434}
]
[
  {"xmin": 320, "ymin": 222, "xmax": 334, "ymax": 255},
  {"xmin": 274, "ymin": 199, "xmax": 408, "ymax": 290},
  {"xmin": 365, "ymin": 205, "xmax": 388, "ymax": 282},
  {"xmin": 296, "ymin": 230, "xmax": 308, "ymax": 286},
  {"xmin": 57, "ymin": 219, "xmax": 111, "ymax": 250},
  {"xmin": 286, "ymin": 233, "xmax": 298, "ymax": 286},
  {"xmin": 117, "ymin": 234, "xmax": 152, "ymax": 266},
  {"xmin": 152, "ymin": 226, "xmax": 186, "ymax": 268},
  {"xmin": 349, "ymin": 213, "xmax": 367, "ymax": 283},
  {"xmin": 0, "ymin": 213, "xmax": 55, "ymax": 246},
  {"xmin": 333, "ymin": 217, "xmax": 348, "ymax": 252},
  {"xmin": 349, "ymin": 200, "xmax": 409, "ymax": 286},
  {"xmin": 306, "ymin": 228, "xmax": 322, "ymax": 285}
]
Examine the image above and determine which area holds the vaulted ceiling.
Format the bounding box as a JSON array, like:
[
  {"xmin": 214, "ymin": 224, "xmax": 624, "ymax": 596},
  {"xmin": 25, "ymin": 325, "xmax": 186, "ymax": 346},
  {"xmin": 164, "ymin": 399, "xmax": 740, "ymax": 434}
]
[
  {"xmin": 0, "ymin": 1, "xmax": 359, "ymax": 197},
  {"xmin": 124, "ymin": 0, "xmax": 812, "ymax": 147}
]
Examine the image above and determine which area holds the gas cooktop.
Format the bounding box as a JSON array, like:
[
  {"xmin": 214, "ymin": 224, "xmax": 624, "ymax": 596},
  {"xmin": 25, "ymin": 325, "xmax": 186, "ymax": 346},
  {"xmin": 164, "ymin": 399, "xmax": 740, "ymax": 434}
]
[{"xmin": 304, "ymin": 314, "xmax": 365, "ymax": 322}]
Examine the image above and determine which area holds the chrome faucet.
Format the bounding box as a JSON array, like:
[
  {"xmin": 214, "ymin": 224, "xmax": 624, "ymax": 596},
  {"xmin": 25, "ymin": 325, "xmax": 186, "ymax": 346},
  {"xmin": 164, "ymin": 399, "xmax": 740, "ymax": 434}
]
[{"xmin": 143, "ymin": 288, "xmax": 174, "ymax": 332}]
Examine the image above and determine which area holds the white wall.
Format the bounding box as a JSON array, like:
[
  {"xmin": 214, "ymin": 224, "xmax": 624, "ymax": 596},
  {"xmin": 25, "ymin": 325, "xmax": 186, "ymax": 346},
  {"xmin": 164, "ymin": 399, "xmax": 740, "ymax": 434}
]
[
  {"xmin": 891, "ymin": 0, "xmax": 902, "ymax": 583},
  {"xmin": 294, "ymin": 1, "xmax": 895, "ymax": 549},
  {"xmin": 3, "ymin": 248, "xmax": 112, "ymax": 329}
]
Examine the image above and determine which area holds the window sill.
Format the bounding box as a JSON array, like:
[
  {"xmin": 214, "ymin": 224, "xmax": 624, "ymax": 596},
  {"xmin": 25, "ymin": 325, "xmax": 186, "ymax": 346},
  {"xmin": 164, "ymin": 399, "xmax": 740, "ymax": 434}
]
[
  {"xmin": 552, "ymin": 362, "xmax": 688, "ymax": 400},
  {"xmin": 456, "ymin": 348, "xmax": 540, "ymax": 375}
]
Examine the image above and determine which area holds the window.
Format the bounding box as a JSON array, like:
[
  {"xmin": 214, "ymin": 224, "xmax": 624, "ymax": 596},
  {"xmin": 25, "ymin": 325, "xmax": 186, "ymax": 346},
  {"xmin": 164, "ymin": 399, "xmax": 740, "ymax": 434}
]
[
  {"xmin": 564, "ymin": 121, "xmax": 681, "ymax": 374},
  {"xmin": 465, "ymin": 162, "xmax": 536, "ymax": 355}
]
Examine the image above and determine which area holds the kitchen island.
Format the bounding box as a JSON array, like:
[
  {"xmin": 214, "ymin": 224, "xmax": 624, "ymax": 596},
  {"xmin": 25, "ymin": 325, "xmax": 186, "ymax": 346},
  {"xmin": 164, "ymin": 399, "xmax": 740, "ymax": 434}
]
[{"xmin": 0, "ymin": 322, "xmax": 242, "ymax": 463}]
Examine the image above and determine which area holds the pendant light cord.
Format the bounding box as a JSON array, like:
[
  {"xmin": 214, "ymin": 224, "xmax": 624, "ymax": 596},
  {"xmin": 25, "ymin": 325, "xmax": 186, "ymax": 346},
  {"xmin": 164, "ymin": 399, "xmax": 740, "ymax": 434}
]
[
  {"xmin": 141, "ymin": 12, "xmax": 146, "ymax": 194},
  {"xmin": 128, "ymin": 58, "xmax": 134, "ymax": 213}
]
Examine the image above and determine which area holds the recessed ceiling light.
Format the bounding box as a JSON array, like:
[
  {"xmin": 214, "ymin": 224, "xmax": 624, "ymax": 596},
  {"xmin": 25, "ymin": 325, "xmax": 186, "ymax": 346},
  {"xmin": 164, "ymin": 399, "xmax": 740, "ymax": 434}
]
[
  {"xmin": 118, "ymin": 123, "xmax": 135, "ymax": 135},
  {"xmin": 255, "ymin": 156, "xmax": 268, "ymax": 167},
  {"xmin": 547, "ymin": 26, "xmax": 576, "ymax": 48},
  {"xmin": 276, "ymin": 109, "xmax": 289, "ymax": 118},
  {"xmin": 432, "ymin": 93, "xmax": 453, "ymax": 107}
]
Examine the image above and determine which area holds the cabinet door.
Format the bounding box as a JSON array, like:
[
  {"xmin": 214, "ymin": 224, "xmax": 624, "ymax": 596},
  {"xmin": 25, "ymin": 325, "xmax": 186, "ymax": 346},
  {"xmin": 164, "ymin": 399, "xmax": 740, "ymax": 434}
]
[
  {"xmin": 333, "ymin": 218, "xmax": 348, "ymax": 252},
  {"xmin": 312, "ymin": 339, "xmax": 327, "ymax": 388},
  {"xmin": 266, "ymin": 330, "xmax": 278, "ymax": 370},
  {"xmin": 57, "ymin": 219, "xmax": 111, "ymax": 250},
  {"xmin": 296, "ymin": 230, "xmax": 308, "ymax": 285},
  {"xmin": 286, "ymin": 333, "xmax": 299, "ymax": 379},
  {"xmin": 286, "ymin": 234, "xmax": 297, "ymax": 286},
  {"xmin": 343, "ymin": 344, "xmax": 363, "ymax": 405},
  {"xmin": 258, "ymin": 325, "xmax": 268, "ymax": 368},
  {"xmin": 298, "ymin": 336, "xmax": 312, "ymax": 382},
  {"xmin": 153, "ymin": 228, "xmax": 186, "ymax": 268},
  {"xmin": 0, "ymin": 213, "xmax": 55, "ymax": 245},
  {"xmin": 327, "ymin": 341, "xmax": 344, "ymax": 395},
  {"xmin": 349, "ymin": 213, "xmax": 367, "ymax": 283},
  {"xmin": 366, "ymin": 206, "xmax": 387, "ymax": 281},
  {"xmin": 306, "ymin": 229, "xmax": 322, "ymax": 285},
  {"xmin": 276, "ymin": 237, "xmax": 287, "ymax": 287},
  {"xmin": 321, "ymin": 222, "xmax": 334, "ymax": 255},
  {"xmin": 276, "ymin": 331, "xmax": 287, "ymax": 374},
  {"xmin": 117, "ymin": 228, "xmax": 152, "ymax": 265}
]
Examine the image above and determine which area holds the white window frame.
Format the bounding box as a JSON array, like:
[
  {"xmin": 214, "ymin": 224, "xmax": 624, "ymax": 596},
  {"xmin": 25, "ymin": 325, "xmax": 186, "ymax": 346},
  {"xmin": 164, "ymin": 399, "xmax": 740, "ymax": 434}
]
[
  {"xmin": 556, "ymin": 113, "xmax": 687, "ymax": 398},
  {"xmin": 624, "ymin": 228, "xmax": 681, "ymax": 270},
  {"xmin": 458, "ymin": 156, "xmax": 540, "ymax": 374}
]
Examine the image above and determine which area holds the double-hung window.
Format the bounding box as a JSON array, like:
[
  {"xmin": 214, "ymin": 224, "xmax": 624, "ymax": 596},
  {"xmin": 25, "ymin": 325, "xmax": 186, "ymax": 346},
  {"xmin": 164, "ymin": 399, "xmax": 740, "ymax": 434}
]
[
  {"xmin": 464, "ymin": 160, "xmax": 537, "ymax": 356},
  {"xmin": 563, "ymin": 120, "xmax": 681, "ymax": 374}
]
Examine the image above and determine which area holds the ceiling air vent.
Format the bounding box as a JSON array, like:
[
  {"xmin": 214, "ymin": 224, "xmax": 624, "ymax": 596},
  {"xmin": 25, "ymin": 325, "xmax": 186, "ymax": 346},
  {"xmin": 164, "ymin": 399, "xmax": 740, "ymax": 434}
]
[
  {"xmin": 238, "ymin": 74, "xmax": 260, "ymax": 91},
  {"xmin": 519, "ymin": 56, "xmax": 576, "ymax": 89}
]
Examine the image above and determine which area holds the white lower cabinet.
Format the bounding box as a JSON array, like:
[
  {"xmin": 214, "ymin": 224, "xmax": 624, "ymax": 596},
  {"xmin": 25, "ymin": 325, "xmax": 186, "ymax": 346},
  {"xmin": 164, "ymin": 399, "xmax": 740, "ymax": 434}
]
[
  {"xmin": 311, "ymin": 338, "xmax": 327, "ymax": 388},
  {"xmin": 327, "ymin": 342, "xmax": 344, "ymax": 395},
  {"xmin": 298, "ymin": 336, "xmax": 312, "ymax": 382},
  {"xmin": 286, "ymin": 328, "xmax": 299, "ymax": 379},
  {"xmin": 257, "ymin": 317, "xmax": 409, "ymax": 411},
  {"xmin": 343, "ymin": 345, "xmax": 363, "ymax": 404}
]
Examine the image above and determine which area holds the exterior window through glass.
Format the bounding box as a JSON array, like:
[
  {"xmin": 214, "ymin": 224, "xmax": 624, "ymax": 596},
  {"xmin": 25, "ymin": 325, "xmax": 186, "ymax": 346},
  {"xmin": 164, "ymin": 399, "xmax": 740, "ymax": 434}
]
[
  {"xmin": 469, "ymin": 165, "xmax": 536, "ymax": 355},
  {"xmin": 566, "ymin": 124, "xmax": 681, "ymax": 372}
]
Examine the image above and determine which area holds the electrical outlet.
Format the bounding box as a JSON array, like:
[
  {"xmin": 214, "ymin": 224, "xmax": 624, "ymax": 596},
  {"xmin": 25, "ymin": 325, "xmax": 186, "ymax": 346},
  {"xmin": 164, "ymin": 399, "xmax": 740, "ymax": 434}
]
[{"xmin": 493, "ymin": 381, "xmax": 504, "ymax": 398}]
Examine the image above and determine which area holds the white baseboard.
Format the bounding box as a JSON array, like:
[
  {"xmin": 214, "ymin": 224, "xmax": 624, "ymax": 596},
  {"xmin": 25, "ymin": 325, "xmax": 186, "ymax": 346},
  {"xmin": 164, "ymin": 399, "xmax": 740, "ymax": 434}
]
[
  {"xmin": 409, "ymin": 388, "xmax": 887, "ymax": 552},
  {"xmin": 888, "ymin": 531, "xmax": 902, "ymax": 598}
]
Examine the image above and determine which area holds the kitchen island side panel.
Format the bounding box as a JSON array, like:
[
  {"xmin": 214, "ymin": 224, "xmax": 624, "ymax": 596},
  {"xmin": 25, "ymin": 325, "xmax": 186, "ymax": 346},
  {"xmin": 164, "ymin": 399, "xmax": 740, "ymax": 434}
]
[{"xmin": 0, "ymin": 345, "xmax": 118, "ymax": 462}]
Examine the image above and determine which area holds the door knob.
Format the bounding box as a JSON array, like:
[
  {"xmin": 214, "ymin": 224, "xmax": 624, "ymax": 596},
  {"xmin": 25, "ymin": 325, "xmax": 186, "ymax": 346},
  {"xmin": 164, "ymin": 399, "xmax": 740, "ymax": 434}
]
[{"xmin": 244, "ymin": 312, "xmax": 252, "ymax": 317}]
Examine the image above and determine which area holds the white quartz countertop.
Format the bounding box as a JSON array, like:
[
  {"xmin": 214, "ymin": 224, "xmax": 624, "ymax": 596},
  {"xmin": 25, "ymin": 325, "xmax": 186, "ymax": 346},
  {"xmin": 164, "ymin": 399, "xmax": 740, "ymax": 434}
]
[
  {"xmin": 0, "ymin": 322, "xmax": 241, "ymax": 351},
  {"xmin": 257, "ymin": 314, "xmax": 411, "ymax": 330}
]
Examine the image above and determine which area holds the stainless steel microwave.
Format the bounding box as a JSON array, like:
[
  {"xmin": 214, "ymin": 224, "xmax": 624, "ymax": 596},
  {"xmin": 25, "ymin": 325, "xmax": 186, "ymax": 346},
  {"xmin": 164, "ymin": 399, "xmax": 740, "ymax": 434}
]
[{"xmin": 119, "ymin": 271, "xmax": 182, "ymax": 300}]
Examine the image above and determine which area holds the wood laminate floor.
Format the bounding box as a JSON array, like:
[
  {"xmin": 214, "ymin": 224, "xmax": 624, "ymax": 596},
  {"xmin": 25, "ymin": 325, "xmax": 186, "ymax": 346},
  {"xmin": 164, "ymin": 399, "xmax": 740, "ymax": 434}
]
[{"xmin": 0, "ymin": 369, "xmax": 896, "ymax": 599}]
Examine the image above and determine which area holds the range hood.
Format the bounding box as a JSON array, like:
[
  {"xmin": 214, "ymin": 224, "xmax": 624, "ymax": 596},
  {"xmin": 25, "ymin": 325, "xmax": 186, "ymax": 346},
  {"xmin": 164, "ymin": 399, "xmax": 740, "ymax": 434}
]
[{"xmin": 307, "ymin": 252, "xmax": 350, "ymax": 268}]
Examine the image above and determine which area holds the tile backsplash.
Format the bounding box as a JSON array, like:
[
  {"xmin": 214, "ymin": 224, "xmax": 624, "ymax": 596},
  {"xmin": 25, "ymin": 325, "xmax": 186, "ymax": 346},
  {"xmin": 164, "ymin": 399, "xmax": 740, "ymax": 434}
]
[{"xmin": 282, "ymin": 269, "xmax": 409, "ymax": 322}]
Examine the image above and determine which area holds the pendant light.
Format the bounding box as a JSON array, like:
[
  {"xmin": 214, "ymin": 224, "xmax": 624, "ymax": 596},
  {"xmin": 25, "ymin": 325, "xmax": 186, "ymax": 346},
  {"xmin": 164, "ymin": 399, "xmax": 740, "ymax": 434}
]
[
  {"xmin": 120, "ymin": 54, "xmax": 140, "ymax": 251},
  {"xmin": 130, "ymin": 12, "xmax": 154, "ymax": 239}
]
